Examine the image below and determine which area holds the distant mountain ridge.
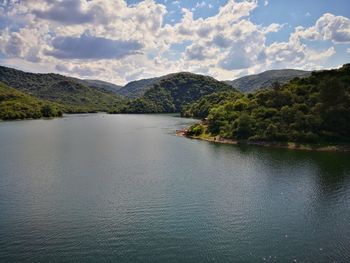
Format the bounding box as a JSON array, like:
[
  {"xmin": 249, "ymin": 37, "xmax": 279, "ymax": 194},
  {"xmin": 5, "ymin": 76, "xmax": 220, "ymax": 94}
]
[
  {"xmin": 0, "ymin": 65, "xmax": 313, "ymax": 102},
  {"xmin": 71, "ymin": 78, "xmax": 122, "ymax": 94},
  {"xmin": 0, "ymin": 65, "xmax": 314, "ymax": 116},
  {"xmin": 117, "ymin": 77, "xmax": 161, "ymax": 98},
  {"xmin": 117, "ymin": 69, "xmax": 311, "ymax": 98},
  {"xmin": 225, "ymin": 69, "xmax": 311, "ymax": 93}
]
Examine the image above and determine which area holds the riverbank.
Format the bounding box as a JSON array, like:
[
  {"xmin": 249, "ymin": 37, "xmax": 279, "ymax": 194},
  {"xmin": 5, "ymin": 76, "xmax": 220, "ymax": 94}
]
[{"xmin": 176, "ymin": 128, "xmax": 350, "ymax": 152}]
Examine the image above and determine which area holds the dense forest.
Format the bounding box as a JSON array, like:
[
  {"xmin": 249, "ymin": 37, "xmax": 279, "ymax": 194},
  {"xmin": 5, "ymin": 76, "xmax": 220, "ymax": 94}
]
[
  {"xmin": 0, "ymin": 66, "xmax": 124, "ymax": 113},
  {"xmin": 184, "ymin": 64, "xmax": 350, "ymax": 144},
  {"xmin": 111, "ymin": 72, "xmax": 233, "ymax": 113},
  {"xmin": 0, "ymin": 82, "xmax": 62, "ymax": 120}
]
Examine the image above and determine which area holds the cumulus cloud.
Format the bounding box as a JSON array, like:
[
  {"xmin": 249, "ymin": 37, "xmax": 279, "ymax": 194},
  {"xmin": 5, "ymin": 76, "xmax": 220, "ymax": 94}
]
[
  {"xmin": 219, "ymin": 45, "xmax": 254, "ymax": 70},
  {"xmin": 0, "ymin": 26, "xmax": 46, "ymax": 62},
  {"xmin": 185, "ymin": 44, "xmax": 207, "ymax": 61},
  {"xmin": 185, "ymin": 44, "xmax": 217, "ymax": 61},
  {"xmin": 4, "ymin": 32, "xmax": 24, "ymax": 57},
  {"xmin": 0, "ymin": 0, "xmax": 345, "ymax": 83},
  {"xmin": 297, "ymin": 13, "xmax": 350, "ymax": 43},
  {"xmin": 212, "ymin": 34, "xmax": 232, "ymax": 48},
  {"xmin": 46, "ymin": 32, "xmax": 143, "ymax": 59},
  {"xmin": 32, "ymin": 0, "xmax": 96, "ymax": 25},
  {"xmin": 264, "ymin": 23, "xmax": 285, "ymax": 33},
  {"xmin": 265, "ymin": 29, "xmax": 335, "ymax": 69},
  {"xmin": 55, "ymin": 63, "xmax": 95, "ymax": 76},
  {"xmin": 172, "ymin": 0, "xmax": 258, "ymax": 40}
]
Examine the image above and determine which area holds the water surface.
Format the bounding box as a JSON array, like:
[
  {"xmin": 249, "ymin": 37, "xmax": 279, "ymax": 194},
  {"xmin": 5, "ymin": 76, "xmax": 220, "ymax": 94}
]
[{"xmin": 0, "ymin": 114, "xmax": 349, "ymax": 262}]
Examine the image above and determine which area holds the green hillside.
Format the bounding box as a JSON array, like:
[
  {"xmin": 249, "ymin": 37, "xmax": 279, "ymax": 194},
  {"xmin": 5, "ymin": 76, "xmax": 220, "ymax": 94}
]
[
  {"xmin": 0, "ymin": 82, "xmax": 62, "ymax": 120},
  {"xmin": 184, "ymin": 64, "xmax": 350, "ymax": 143},
  {"xmin": 0, "ymin": 66, "xmax": 123, "ymax": 112},
  {"xmin": 117, "ymin": 77, "xmax": 160, "ymax": 98},
  {"xmin": 226, "ymin": 69, "xmax": 311, "ymax": 93},
  {"xmin": 117, "ymin": 69, "xmax": 310, "ymax": 99},
  {"xmin": 115, "ymin": 72, "xmax": 233, "ymax": 113},
  {"xmin": 70, "ymin": 78, "xmax": 122, "ymax": 94}
]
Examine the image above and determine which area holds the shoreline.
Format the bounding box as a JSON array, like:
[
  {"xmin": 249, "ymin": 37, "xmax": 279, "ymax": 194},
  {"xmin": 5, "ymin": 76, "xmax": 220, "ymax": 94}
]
[{"xmin": 176, "ymin": 129, "xmax": 350, "ymax": 153}]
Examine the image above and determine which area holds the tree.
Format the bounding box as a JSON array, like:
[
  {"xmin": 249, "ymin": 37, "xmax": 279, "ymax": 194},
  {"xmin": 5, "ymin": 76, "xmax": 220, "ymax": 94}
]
[{"xmin": 235, "ymin": 113, "xmax": 253, "ymax": 139}]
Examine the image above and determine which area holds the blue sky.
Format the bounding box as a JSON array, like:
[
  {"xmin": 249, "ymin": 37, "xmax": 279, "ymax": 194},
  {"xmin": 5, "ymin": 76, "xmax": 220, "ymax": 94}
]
[{"xmin": 0, "ymin": 0, "xmax": 349, "ymax": 84}]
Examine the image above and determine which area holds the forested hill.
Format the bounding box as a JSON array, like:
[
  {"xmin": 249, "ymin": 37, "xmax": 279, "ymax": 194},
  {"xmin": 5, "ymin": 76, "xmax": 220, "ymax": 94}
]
[
  {"xmin": 118, "ymin": 69, "xmax": 311, "ymax": 98},
  {"xmin": 117, "ymin": 77, "xmax": 161, "ymax": 98},
  {"xmin": 115, "ymin": 72, "xmax": 234, "ymax": 113},
  {"xmin": 226, "ymin": 69, "xmax": 311, "ymax": 93},
  {"xmin": 0, "ymin": 66, "xmax": 123, "ymax": 112},
  {"xmin": 184, "ymin": 64, "xmax": 350, "ymax": 144},
  {"xmin": 70, "ymin": 78, "xmax": 122, "ymax": 94},
  {"xmin": 0, "ymin": 82, "xmax": 62, "ymax": 120}
]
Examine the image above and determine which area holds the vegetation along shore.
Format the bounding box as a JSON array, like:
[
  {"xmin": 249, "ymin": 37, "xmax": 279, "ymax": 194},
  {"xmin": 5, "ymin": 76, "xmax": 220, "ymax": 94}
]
[
  {"xmin": 1, "ymin": 64, "xmax": 349, "ymax": 152},
  {"xmin": 179, "ymin": 64, "xmax": 350, "ymax": 152},
  {"xmin": 176, "ymin": 128, "xmax": 350, "ymax": 152}
]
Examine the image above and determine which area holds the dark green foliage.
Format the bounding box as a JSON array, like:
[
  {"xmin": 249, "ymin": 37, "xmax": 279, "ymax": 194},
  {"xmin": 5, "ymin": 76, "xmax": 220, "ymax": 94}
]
[
  {"xmin": 40, "ymin": 104, "xmax": 60, "ymax": 117},
  {"xmin": 0, "ymin": 82, "xmax": 62, "ymax": 120},
  {"xmin": 187, "ymin": 123, "xmax": 205, "ymax": 136},
  {"xmin": 0, "ymin": 66, "xmax": 124, "ymax": 113},
  {"xmin": 120, "ymin": 72, "xmax": 233, "ymax": 113},
  {"xmin": 234, "ymin": 113, "xmax": 253, "ymax": 139},
  {"xmin": 184, "ymin": 65, "xmax": 350, "ymax": 143},
  {"xmin": 181, "ymin": 91, "xmax": 241, "ymax": 118}
]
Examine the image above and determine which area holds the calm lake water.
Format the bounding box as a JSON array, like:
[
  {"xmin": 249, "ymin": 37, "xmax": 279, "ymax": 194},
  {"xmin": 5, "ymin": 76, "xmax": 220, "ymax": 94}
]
[{"xmin": 0, "ymin": 114, "xmax": 349, "ymax": 263}]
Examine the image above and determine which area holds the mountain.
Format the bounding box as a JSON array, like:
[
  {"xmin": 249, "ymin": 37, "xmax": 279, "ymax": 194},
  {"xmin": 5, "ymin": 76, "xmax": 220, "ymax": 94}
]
[
  {"xmin": 184, "ymin": 64, "xmax": 350, "ymax": 144},
  {"xmin": 0, "ymin": 66, "xmax": 123, "ymax": 112},
  {"xmin": 0, "ymin": 65, "xmax": 318, "ymax": 117},
  {"xmin": 116, "ymin": 72, "xmax": 234, "ymax": 113},
  {"xmin": 117, "ymin": 77, "xmax": 160, "ymax": 98},
  {"xmin": 0, "ymin": 82, "xmax": 62, "ymax": 120},
  {"xmin": 71, "ymin": 78, "xmax": 122, "ymax": 94},
  {"xmin": 118, "ymin": 69, "xmax": 311, "ymax": 98},
  {"xmin": 226, "ymin": 69, "xmax": 311, "ymax": 93}
]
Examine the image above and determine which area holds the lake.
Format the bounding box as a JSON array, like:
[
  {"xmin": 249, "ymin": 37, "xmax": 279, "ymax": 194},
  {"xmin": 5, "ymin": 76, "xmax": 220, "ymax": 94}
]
[{"xmin": 0, "ymin": 114, "xmax": 349, "ymax": 263}]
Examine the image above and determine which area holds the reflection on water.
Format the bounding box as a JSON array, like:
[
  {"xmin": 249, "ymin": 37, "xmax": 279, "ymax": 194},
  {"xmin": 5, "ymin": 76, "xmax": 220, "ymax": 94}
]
[
  {"xmin": 0, "ymin": 114, "xmax": 349, "ymax": 263},
  {"xmin": 232, "ymin": 144, "xmax": 350, "ymax": 191}
]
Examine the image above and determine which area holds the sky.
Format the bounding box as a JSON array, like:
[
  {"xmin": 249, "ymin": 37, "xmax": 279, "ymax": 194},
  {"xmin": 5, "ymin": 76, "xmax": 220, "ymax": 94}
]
[{"xmin": 0, "ymin": 0, "xmax": 349, "ymax": 85}]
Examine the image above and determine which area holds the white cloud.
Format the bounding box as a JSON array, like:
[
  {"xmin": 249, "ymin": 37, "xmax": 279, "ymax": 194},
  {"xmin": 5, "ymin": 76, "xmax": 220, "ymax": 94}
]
[
  {"xmin": 185, "ymin": 43, "xmax": 217, "ymax": 61},
  {"xmin": 0, "ymin": 0, "xmax": 344, "ymax": 84},
  {"xmin": 45, "ymin": 32, "xmax": 143, "ymax": 59},
  {"xmin": 297, "ymin": 13, "xmax": 350, "ymax": 43},
  {"xmin": 264, "ymin": 23, "xmax": 285, "ymax": 33},
  {"xmin": 265, "ymin": 29, "xmax": 335, "ymax": 69},
  {"xmin": 195, "ymin": 1, "xmax": 206, "ymax": 9}
]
